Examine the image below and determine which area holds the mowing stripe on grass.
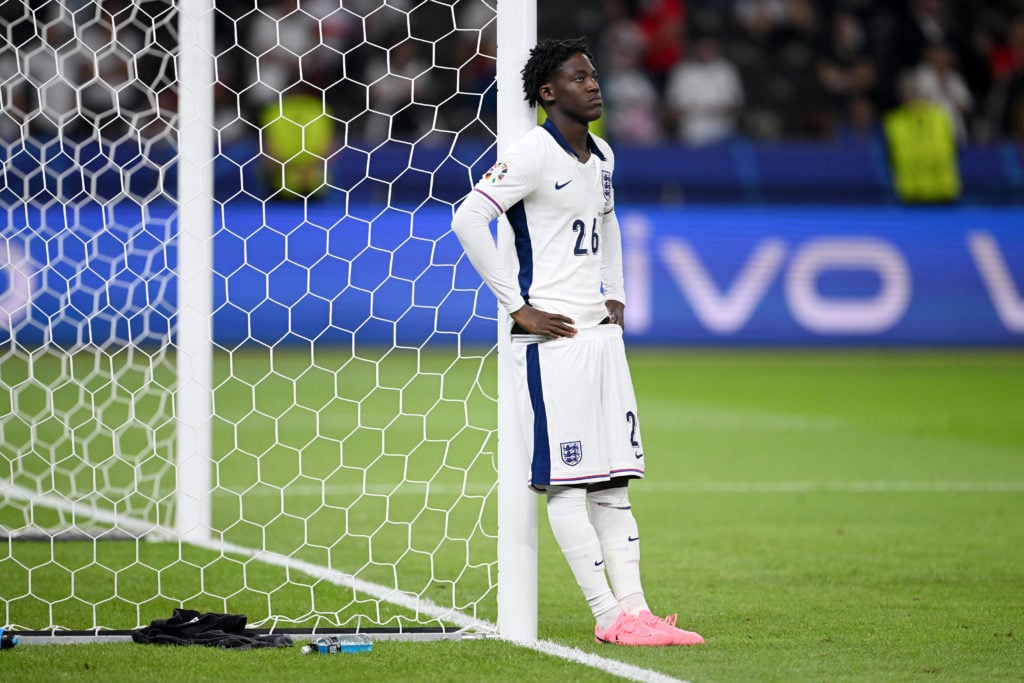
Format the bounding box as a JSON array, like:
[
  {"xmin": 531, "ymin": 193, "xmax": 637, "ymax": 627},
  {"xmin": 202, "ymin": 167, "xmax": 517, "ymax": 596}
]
[
  {"xmin": 641, "ymin": 408, "xmax": 847, "ymax": 431},
  {"xmin": 642, "ymin": 480, "xmax": 1024, "ymax": 493},
  {"xmin": 204, "ymin": 480, "xmax": 1024, "ymax": 498}
]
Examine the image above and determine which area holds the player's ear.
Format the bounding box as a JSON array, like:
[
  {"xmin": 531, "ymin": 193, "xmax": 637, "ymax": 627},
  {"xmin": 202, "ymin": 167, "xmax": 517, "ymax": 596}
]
[{"xmin": 539, "ymin": 82, "xmax": 555, "ymax": 106}]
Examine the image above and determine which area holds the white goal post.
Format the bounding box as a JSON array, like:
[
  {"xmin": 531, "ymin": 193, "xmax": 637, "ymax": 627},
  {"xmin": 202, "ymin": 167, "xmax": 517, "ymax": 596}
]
[
  {"xmin": 0, "ymin": 0, "xmax": 537, "ymax": 640},
  {"xmin": 494, "ymin": 1, "xmax": 538, "ymax": 642},
  {"xmin": 175, "ymin": 0, "xmax": 216, "ymax": 545}
]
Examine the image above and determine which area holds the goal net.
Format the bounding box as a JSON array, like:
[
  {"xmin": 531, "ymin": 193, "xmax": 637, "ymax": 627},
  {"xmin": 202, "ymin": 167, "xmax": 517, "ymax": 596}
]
[{"xmin": 0, "ymin": 0, "xmax": 514, "ymax": 635}]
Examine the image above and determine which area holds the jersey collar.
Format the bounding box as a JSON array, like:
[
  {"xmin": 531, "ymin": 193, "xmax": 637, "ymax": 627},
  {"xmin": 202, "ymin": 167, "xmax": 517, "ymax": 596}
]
[{"xmin": 541, "ymin": 119, "xmax": 606, "ymax": 161}]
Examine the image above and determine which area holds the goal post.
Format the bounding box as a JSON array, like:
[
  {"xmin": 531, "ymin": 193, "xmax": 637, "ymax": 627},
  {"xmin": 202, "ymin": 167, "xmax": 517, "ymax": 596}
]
[
  {"xmin": 0, "ymin": 0, "xmax": 540, "ymax": 639},
  {"xmin": 495, "ymin": 1, "xmax": 538, "ymax": 643},
  {"xmin": 175, "ymin": 0, "xmax": 215, "ymax": 544}
]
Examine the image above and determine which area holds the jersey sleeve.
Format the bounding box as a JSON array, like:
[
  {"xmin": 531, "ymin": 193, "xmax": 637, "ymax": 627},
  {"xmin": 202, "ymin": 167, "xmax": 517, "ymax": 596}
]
[
  {"xmin": 600, "ymin": 208, "xmax": 625, "ymax": 305},
  {"xmin": 450, "ymin": 190, "xmax": 526, "ymax": 316},
  {"xmin": 598, "ymin": 138, "xmax": 615, "ymax": 214},
  {"xmin": 450, "ymin": 135, "xmax": 542, "ymax": 316},
  {"xmin": 470, "ymin": 134, "xmax": 542, "ymax": 212},
  {"xmin": 597, "ymin": 142, "xmax": 625, "ymax": 304}
]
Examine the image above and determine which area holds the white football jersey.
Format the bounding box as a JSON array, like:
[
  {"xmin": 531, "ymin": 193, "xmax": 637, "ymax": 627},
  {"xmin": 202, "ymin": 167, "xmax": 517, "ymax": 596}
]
[{"xmin": 468, "ymin": 120, "xmax": 624, "ymax": 330}]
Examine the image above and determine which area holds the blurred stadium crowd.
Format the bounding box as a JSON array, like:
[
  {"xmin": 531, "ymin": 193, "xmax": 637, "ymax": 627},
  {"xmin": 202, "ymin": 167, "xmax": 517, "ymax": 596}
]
[
  {"xmin": 562, "ymin": 0, "xmax": 1024, "ymax": 145},
  {"xmin": 2, "ymin": 0, "xmax": 1023, "ymax": 147}
]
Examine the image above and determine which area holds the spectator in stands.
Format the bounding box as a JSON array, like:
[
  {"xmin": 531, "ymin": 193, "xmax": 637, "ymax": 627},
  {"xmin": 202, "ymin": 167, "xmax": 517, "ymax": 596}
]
[
  {"xmin": 992, "ymin": 14, "xmax": 1024, "ymax": 139},
  {"xmin": 212, "ymin": 82, "xmax": 254, "ymax": 145},
  {"xmin": 664, "ymin": 33, "xmax": 744, "ymax": 145},
  {"xmin": 32, "ymin": 1, "xmax": 151, "ymax": 140},
  {"xmin": 247, "ymin": 1, "xmax": 304, "ymax": 107},
  {"xmin": 732, "ymin": 0, "xmax": 816, "ymax": 46},
  {"xmin": 22, "ymin": 9, "xmax": 79, "ymax": 137},
  {"xmin": 733, "ymin": 0, "xmax": 823, "ymax": 137},
  {"xmin": 598, "ymin": 0, "xmax": 647, "ymax": 70},
  {"xmin": 905, "ymin": 42, "xmax": 973, "ymax": 141},
  {"xmin": 598, "ymin": 0, "xmax": 661, "ymax": 145},
  {"xmin": 834, "ymin": 94, "xmax": 882, "ymax": 144},
  {"xmin": 452, "ymin": 28, "xmax": 497, "ymax": 138},
  {"xmin": 955, "ymin": 18, "xmax": 996, "ymax": 139},
  {"xmin": 0, "ymin": 50, "xmax": 23, "ymax": 141},
  {"xmin": 816, "ymin": 10, "xmax": 876, "ymax": 139},
  {"xmin": 991, "ymin": 14, "xmax": 1024, "ymax": 83},
  {"xmin": 889, "ymin": 0, "xmax": 958, "ymax": 75},
  {"xmin": 245, "ymin": 0, "xmax": 352, "ymax": 108},
  {"xmin": 732, "ymin": 0, "xmax": 789, "ymax": 42},
  {"xmin": 363, "ymin": 38, "xmax": 435, "ymax": 142},
  {"xmin": 635, "ymin": 0, "xmax": 686, "ymax": 94},
  {"xmin": 601, "ymin": 41, "xmax": 664, "ymax": 144}
]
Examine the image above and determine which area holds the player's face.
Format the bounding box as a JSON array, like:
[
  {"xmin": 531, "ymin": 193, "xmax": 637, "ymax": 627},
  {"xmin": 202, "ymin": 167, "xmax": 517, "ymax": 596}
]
[{"xmin": 544, "ymin": 52, "xmax": 602, "ymax": 123}]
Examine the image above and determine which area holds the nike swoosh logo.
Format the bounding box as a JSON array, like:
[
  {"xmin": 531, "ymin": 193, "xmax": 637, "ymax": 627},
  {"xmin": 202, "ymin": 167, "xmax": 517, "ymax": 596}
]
[
  {"xmin": 554, "ymin": 180, "xmax": 572, "ymax": 190},
  {"xmin": 594, "ymin": 560, "xmax": 604, "ymax": 567},
  {"xmin": 628, "ymin": 536, "xmax": 639, "ymax": 542},
  {"xmin": 634, "ymin": 451, "xmax": 644, "ymax": 459}
]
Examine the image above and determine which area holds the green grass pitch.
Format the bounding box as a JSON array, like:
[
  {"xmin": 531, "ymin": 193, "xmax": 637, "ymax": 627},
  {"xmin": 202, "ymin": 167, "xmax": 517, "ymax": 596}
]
[{"xmin": 2, "ymin": 348, "xmax": 1022, "ymax": 681}]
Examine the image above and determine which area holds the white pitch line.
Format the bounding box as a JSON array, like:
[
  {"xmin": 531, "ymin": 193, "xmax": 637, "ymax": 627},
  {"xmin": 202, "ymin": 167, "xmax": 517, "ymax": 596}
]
[
  {"xmin": 0, "ymin": 480, "xmax": 164, "ymax": 536},
  {"xmin": 505, "ymin": 636, "xmax": 691, "ymax": 683},
  {"xmin": 191, "ymin": 536, "xmax": 690, "ymax": 682},
  {"xmin": 208, "ymin": 479, "xmax": 1024, "ymax": 498}
]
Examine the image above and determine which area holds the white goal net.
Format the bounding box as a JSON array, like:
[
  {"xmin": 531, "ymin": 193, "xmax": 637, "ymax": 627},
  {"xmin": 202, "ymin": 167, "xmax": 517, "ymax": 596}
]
[{"xmin": 0, "ymin": 0, "xmax": 509, "ymax": 634}]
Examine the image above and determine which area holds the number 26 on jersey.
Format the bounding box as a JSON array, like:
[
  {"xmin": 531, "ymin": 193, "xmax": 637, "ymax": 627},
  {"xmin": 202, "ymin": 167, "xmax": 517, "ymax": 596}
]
[{"xmin": 572, "ymin": 218, "xmax": 599, "ymax": 256}]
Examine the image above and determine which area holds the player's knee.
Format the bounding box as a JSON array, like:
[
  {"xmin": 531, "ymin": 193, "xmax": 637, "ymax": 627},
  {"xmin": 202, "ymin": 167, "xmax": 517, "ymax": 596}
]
[
  {"xmin": 586, "ymin": 484, "xmax": 630, "ymax": 509},
  {"xmin": 547, "ymin": 484, "xmax": 589, "ymax": 515}
]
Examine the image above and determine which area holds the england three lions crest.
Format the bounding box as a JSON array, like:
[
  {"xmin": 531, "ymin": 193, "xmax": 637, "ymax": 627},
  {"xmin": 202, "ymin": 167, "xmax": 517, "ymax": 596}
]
[
  {"xmin": 601, "ymin": 170, "xmax": 612, "ymax": 201},
  {"xmin": 560, "ymin": 441, "xmax": 583, "ymax": 466}
]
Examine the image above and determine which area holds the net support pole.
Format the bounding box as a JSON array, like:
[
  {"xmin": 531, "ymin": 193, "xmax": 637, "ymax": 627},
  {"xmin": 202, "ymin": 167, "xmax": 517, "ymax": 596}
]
[
  {"xmin": 496, "ymin": 2, "xmax": 538, "ymax": 641},
  {"xmin": 174, "ymin": 0, "xmax": 215, "ymax": 542}
]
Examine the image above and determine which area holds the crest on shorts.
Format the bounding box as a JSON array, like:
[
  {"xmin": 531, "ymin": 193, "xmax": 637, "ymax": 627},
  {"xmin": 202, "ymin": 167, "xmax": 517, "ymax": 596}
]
[
  {"xmin": 601, "ymin": 170, "xmax": 612, "ymax": 200},
  {"xmin": 483, "ymin": 162, "xmax": 508, "ymax": 184},
  {"xmin": 560, "ymin": 441, "xmax": 583, "ymax": 466}
]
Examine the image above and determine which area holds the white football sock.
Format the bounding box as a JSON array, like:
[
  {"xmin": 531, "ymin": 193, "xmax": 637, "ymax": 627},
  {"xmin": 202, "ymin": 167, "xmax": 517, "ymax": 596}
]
[
  {"xmin": 545, "ymin": 485, "xmax": 622, "ymax": 628},
  {"xmin": 587, "ymin": 486, "xmax": 649, "ymax": 615}
]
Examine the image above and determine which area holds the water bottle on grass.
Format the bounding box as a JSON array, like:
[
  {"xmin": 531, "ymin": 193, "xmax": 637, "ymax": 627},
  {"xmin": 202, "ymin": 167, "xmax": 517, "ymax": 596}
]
[{"xmin": 301, "ymin": 635, "xmax": 372, "ymax": 654}]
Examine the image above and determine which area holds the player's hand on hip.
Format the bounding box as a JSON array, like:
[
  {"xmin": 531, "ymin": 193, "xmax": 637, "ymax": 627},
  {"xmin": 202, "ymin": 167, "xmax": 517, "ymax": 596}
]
[
  {"xmin": 512, "ymin": 305, "xmax": 576, "ymax": 338},
  {"xmin": 605, "ymin": 299, "xmax": 625, "ymax": 330}
]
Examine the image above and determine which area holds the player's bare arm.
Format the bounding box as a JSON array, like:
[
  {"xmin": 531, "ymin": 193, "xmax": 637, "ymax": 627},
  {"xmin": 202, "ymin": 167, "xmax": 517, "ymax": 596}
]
[
  {"xmin": 605, "ymin": 299, "xmax": 625, "ymax": 330},
  {"xmin": 511, "ymin": 305, "xmax": 577, "ymax": 338}
]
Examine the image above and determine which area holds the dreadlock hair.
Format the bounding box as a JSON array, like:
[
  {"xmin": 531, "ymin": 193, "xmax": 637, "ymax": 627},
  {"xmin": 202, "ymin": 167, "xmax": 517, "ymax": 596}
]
[{"xmin": 521, "ymin": 37, "xmax": 594, "ymax": 108}]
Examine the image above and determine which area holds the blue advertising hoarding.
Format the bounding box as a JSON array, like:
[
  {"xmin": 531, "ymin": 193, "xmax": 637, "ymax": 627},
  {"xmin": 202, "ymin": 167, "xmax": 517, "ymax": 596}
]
[
  {"xmin": 616, "ymin": 205, "xmax": 1024, "ymax": 345},
  {"xmin": 1, "ymin": 202, "xmax": 1022, "ymax": 347}
]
